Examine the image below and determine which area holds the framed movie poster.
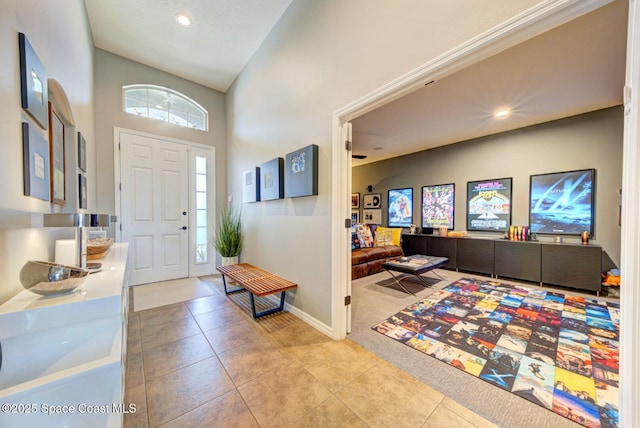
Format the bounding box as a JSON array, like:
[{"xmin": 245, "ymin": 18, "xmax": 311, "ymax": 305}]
[
  {"xmin": 388, "ymin": 188, "xmax": 413, "ymax": 227},
  {"xmin": 422, "ymin": 183, "xmax": 454, "ymax": 229},
  {"xmin": 529, "ymin": 169, "xmax": 595, "ymax": 235},
  {"xmin": 363, "ymin": 193, "xmax": 381, "ymax": 209},
  {"xmin": 467, "ymin": 178, "xmax": 512, "ymax": 232}
]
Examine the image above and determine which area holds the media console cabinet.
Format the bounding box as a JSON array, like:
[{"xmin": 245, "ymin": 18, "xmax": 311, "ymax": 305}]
[{"xmin": 402, "ymin": 234, "xmax": 602, "ymax": 294}]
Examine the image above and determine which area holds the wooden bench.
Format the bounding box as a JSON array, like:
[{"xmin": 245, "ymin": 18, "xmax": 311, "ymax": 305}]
[{"xmin": 216, "ymin": 263, "xmax": 298, "ymax": 318}]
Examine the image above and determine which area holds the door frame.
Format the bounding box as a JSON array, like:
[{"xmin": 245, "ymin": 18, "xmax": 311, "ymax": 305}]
[
  {"xmin": 113, "ymin": 127, "xmax": 216, "ymax": 278},
  {"xmin": 332, "ymin": 0, "xmax": 638, "ymax": 425}
]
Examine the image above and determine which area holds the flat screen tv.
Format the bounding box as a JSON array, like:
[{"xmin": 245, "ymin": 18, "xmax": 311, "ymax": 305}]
[
  {"xmin": 388, "ymin": 187, "xmax": 413, "ymax": 227},
  {"xmin": 467, "ymin": 177, "xmax": 512, "ymax": 232},
  {"xmin": 422, "ymin": 183, "xmax": 454, "ymax": 230},
  {"xmin": 529, "ymin": 169, "xmax": 595, "ymax": 236}
]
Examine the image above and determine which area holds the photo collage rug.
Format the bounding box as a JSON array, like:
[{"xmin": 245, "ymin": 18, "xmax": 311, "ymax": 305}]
[{"xmin": 372, "ymin": 278, "xmax": 620, "ymax": 428}]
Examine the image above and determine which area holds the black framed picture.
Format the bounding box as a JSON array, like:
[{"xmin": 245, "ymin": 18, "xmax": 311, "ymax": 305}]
[
  {"xmin": 78, "ymin": 131, "xmax": 87, "ymax": 172},
  {"xmin": 79, "ymin": 173, "xmax": 87, "ymax": 209},
  {"xmin": 388, "ymin": 187, "xmax": 413, "ymax": 227},
  {"xmin": 363, "ymin": 193, "xmax": 381, "ymax": 209},
  {"xmin": 22, "ymin": 122, "xmax": 50, "ymax": 201},
  {"xmin": 467, "ymin": 178, "xmax": 512, "ymax": 232},
  {"xmin": 529, "ymin": 169, "xmax": 595, "ymax": 236},
  {"xmin": 242, "ymin": 167, "xmax": 260, "ymax": 203},
  {"xmin": 422, "ymin": 183, "xmax": 454, "ymax": 229},
  {"xmin": 351, "ymin": 193, "xmax": 360, "ymax": 209},
  {"xmin": 284, "ymin": 144, "xmax": 318, "ymax": 198},
  {"xmin": 259, "ymin": 157, "xmax": 284, "ymax": 201},
  {"xmin": 19, "ymin": 32, "xmax": 48, "ymax": 129}
]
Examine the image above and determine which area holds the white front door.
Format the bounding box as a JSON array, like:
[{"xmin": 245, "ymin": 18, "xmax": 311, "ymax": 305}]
[{"xmin": 119, "ymin": 132, "xmax": 189, "ymax": 285}]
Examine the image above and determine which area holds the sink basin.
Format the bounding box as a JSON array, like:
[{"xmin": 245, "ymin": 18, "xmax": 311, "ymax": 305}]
[{"xmin": 0, "ymin": 315, "xmax": 121, "ymax": 391}]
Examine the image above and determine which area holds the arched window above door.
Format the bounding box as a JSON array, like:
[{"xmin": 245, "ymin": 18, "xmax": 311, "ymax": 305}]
[{"xmin": 123, "ymin": 84, "xmax": 208, "ymax": 131}]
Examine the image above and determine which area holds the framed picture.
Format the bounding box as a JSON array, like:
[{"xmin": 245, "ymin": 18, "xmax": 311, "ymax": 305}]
[
  {"xmin": 77, "ymin": 132, "xmax": 86, "ymax": 172},
  {"xmin": 49, "ymin": 104, "xmax": 65, "ymax": 205},
  {"xmin": 242, "ymin": 167, "xmax": 260, "ymax": 203},
  {"xmin": 529, "ymin": 169, "xmax": 595, "ymax": 235},
  {"xmin": 388, "ymin": 187, "xmax": 413, "ymax": 227},
  {"xmin": 18, "ymin": 33, "xmax": 48, "ymax": 129},
  {"xmin": 284, "ymin": 144, "xmax": 318, "ymax": 198},
  {"xmin": 467, "ymin": 178, "xmax": 512, "ymax": 231},
  {"xmin": 351, "ymin": 211, "xmax": 360, "ymax": 224},
  {"xmin": 363, "ymin": 209, "xmax": 382, "ymax": 224},
  {"xmin": 422, "ymin": 183, "xmax": 455, "ymax": 229},
  {"xmin": 363, "ymin": 193, "xmax": 382, "ymax": 209},
  {"xmin": 260, "ymin": 157, "xmax": 284, "ymax": 201},
  {"xmin": 78, "ymin": 173, "xmax": 87, "ymax": 209},
  {"xmin": 21, "ymin": 122, "xmax": 50, "ymax": 201},
  {"xmin": 351, "ymin": 193, "xmax": 360, "ymax": 209}
]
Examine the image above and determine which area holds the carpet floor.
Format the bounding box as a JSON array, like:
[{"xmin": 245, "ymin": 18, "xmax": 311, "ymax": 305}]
[{"xmin": 347, "ymin": 270, "xmax": 620, "ymax": 428}]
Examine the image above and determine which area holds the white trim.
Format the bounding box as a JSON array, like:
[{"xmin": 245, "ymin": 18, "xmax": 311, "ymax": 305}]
[
  {"xmin": 263, "ymin": 294, "xmax": 334, "ymax": 338},
  {"xmin": 620, "ymin": 1, "xmax": 640, "ymax": 427},
  {"xmin": 189, "ymin": 146, "xmax": 216, "ymax": 277},
  {"xmin": 331, "ymin": 0, "xmax": 614, "ymax": 340}
]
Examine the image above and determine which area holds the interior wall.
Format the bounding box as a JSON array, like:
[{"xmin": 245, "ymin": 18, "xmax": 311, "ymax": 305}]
[
  {"xmin": 93, "ymin": 49, "xmax": 228, "ymax": 225},
  {"xmin": 352, "ymin": 106, "xmax": 624, "ymax": 266},
  {"xmin": 226, "ymin": 0, "xmax": 544, "ymax": 326},
  {"xmin": 0, "ymin": 0, "xmax": 94, "ymax": 304}
]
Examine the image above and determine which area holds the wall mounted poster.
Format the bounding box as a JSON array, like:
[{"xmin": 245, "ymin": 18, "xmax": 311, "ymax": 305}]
[
  {"xmin": 422, "ymin": 183, "xmax": 454, "ymax": 229},
  {"xmin": 467, "ymin": 178, "xmax": 512, "ymax": 231},
  {"xmin": 242, "ymin": 167, "xmax": 260, "ymax": 203},
  {"xmin": 388, "ymin": 188, "xmax": 413, "ymax": 227},
  {"xmin": 284, "ymin": 144, "xmax": 318, "ymax": 198},
  {"xmin": 529, "ymin": 169, "xmax": 595, "ymax": 235},
  {"xmin": 260, "ymin": 158, "xmax": 284, "ymax": 201}
]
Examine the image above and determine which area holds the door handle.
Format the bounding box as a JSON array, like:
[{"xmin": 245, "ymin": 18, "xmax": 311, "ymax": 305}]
[{"xmin": 179, "ymin": 226, "xmax": 187, "ymax": 230}]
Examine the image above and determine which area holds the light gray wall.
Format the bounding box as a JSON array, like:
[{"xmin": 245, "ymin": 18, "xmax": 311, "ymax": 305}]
[
  {"xmin": 94, "ymin": 49, "xmax": 228, "ymax": 220},
  {"xmin": 353, "ymin": 106, "xmax": 623, "ymax": 265},
  {"xmin": 0, "ymin": 0, "xmax": 94, "ymax": 304},
  {"xmin": 226, "ymin": 0, "xmax": 543, "ymax": 326}
]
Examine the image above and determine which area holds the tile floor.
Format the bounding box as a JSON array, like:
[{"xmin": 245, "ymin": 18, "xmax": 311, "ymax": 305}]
[{"xmin": 124, "ymin": 276, "xmax": 498, "ymax": 428}]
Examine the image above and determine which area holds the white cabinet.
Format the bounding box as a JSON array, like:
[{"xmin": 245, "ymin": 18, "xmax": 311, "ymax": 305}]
[{"xmin": 0, "ymin": 243, "xmax": 129, "ymax": 428}]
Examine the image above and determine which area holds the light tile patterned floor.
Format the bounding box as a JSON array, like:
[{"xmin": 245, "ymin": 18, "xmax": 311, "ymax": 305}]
[{"xmin": 124, "ymin": 276, "xmax": 498, "ymax": 427}]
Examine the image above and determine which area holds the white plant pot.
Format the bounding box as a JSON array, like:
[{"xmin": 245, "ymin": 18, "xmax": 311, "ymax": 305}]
[{"xmin": 221, "ymin": 256, "xmax": 239, "ymax": 284}]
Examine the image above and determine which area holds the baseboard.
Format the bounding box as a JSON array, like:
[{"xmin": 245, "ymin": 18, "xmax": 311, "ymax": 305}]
[{"xmin": 264, "ymin": 294, "xmax": 334, "ymax": 338}]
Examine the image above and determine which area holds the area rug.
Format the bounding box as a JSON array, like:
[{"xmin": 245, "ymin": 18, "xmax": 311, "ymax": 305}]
[
  {"xmin": 133, "ymin": 277, "xmax": 215, "ymax": 311},
  {"xmin": 372, "ymin": 277, "xmax": 620, "ymax": 428}
]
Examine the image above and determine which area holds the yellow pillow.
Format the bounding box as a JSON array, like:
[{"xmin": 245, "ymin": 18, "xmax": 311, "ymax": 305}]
[
  {"xmin": 390, "ymin": 228, "xmax": 402, "ymax": 246},
  {"xmin": 374, "ymin": 227, "xmax": 393, "ymax": 246}
]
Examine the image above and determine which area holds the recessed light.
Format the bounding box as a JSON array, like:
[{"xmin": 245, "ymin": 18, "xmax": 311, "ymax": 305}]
[
  {"xmin": 175, "ymin": 13, "xmax": 192, "ymax": 27},
  {"xmin": 494, "ymin": 108, "xmax": 511, "ymax": 118}
]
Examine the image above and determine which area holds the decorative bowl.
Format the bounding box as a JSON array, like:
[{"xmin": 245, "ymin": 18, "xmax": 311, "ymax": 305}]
[
  {"xmin": 19, "ymin": 261, "xmax": 89, "ymax": 296},
  {"xmin": 87, "ymin": 237, "xmax": 113, "ymax": 260}
]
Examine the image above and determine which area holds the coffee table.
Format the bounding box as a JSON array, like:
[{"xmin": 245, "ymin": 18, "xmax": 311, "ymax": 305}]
[{"xmin": 381, "ymin": 255, "xmax": 449, "ymax": 294}]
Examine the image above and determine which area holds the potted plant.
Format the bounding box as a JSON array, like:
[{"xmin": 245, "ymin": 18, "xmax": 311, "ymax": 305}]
[{"xmin": 213, "ymin": 204, "xmax": 244, "ymax": 267}]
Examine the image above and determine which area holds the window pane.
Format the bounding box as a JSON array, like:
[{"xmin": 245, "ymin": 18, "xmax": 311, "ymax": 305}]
[
  {"xmin": 196, "ymin": 209, "xmax": 207, "ymax": 226},
  {"xmin": 196, "ymin": 244, "xmax": 207, "ymax": 263},
  {"xmin": 196, "ymin": 174, "xmax": 207, "ymax": 191},
  {"xmin": 196, "ymin": 227, "xmax": 207, "ymax": 245},
  {"xmin": 196, "ymin": 192, "xmax": 207, "ymax": 209},
  {"xmin": 196, "ymin": 156, "xmax": 207, "ymax": 174}
]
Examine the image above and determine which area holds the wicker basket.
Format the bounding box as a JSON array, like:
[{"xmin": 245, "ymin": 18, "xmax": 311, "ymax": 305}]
[{"xmin": 87, "ymin": 238, "xmax": 113, "ymax": 260}]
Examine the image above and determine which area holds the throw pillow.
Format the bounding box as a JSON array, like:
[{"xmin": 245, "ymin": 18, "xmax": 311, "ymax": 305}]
[
  {"xmin": 374, "ymin": 226, "xmax": 394, "ymax": 246},
  {"xmin": 390, "ymin": 228, "xmax": 402, "ymax": 246},
  {"xmin": 351, "ymin": 227, "xmax": 361, "ymax": 250},
  {"xmin": 354, "ymin": 223, "xmax": 374, "ymax": 248}
]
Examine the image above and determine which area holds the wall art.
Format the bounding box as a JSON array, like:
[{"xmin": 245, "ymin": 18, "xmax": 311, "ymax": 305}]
[
  {"xmin": 388, "ymin": 187, "xmax": 413, "ymax": 227},
  {"xmin": 351, "ymin": 193, "xmax": 360, "ymax": 209},
  {"xmin": 363, "ymin": 193, "xmax": 381, "ymax": 209},
  {"xmin": 19, "ymin": 32, "xmax": 48, "ymax": 129},
  {"xmin": 78, "ymin": 173, "xmax": 87, "ymax": 209},
  {"xmin": 284, "ymin": 144, "xmax": 318, "ymax": 198},
  {"xmin": 422, "ymin": 183, "xmax": 454, "ymax": 229},
  {"xmin": 529, "ymin": 169, "xmax": 595, "ymax": 235},
  {"xmin": 363, "ymin": 209, "xmax": 382, "ymax": 224},
  {"xmin": 467, "ymin": 177, "xmax": 512, "ymax": 232},
  {"xmin": 260, "ymin": 157, "xmax": 284, "ymax": 201},
  {"xmin": 77, "ymin": 131, "xmax": 86, "ymax": 172},
  {"xmin": 22, "ymin": 122, "xmax": 50, "ymax": 201},
  {"xmin": 242, "ymin": 167, "xmax": 260, "ymax": 203},
  {"xmin": 49, "ymin": 103, "xmax": 65, "ymax": 205}
]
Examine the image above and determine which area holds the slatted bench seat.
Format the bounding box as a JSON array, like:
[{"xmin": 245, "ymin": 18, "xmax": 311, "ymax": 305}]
[{"xmin": 216, "ymin": 263, "xmax": 298, "ymax": 318}]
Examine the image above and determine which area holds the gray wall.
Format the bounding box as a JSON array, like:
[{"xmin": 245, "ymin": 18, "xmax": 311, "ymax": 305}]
[
  {"xmin": 353, "ymin": 106, "xmax": 623, "ymax": 265},
  {"xmin": 94, "ymin": 49, "xmax": 228, "ymax": 219}
]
